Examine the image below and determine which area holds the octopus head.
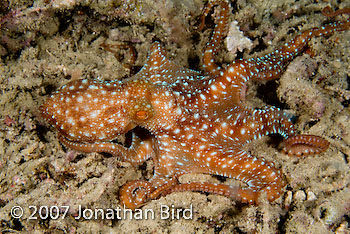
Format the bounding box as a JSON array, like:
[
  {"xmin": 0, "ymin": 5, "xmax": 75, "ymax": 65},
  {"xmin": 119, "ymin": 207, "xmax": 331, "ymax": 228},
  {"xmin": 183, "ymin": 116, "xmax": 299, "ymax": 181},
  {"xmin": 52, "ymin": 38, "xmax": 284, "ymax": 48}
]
[{"xmin": 40, "ymin": 79, "xmax": 134, "ymax": 143}]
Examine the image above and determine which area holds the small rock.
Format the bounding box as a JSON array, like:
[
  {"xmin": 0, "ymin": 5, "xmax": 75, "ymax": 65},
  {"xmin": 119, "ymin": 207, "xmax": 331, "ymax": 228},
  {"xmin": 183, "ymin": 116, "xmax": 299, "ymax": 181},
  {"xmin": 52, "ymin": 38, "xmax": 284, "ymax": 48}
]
[
  {"xmin": 294, "ymin": 190, "xmax": 306, "ymax": 202},
  {"xmin": 284, "ymin": 191, "xmax": 293, "ymax": 209},
  {"xmin": 307, "ymin": 191, "xmax": 317, "ymax": 201}
]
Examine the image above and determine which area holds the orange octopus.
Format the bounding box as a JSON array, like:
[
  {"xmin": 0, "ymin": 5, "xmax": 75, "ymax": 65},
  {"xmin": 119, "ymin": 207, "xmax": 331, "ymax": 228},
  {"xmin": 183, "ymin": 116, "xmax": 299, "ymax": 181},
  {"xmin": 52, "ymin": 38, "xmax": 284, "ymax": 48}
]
[{"xmin": 40, "ymin": 1, "xmax": 349, "ymax": 209}]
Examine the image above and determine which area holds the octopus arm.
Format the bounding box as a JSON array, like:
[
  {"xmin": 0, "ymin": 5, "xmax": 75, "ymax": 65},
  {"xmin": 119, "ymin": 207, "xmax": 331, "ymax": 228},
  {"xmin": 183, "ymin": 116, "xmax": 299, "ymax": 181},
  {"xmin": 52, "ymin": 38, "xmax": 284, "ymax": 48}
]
[{"xmin": 58, "ymin": 133, "xmax": 154, "ymax": 165}]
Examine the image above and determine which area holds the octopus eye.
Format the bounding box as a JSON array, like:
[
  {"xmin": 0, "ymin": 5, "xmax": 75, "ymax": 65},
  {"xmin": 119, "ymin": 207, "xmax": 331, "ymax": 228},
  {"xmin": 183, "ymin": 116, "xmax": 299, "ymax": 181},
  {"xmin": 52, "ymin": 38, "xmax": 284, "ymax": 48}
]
[{"xmin": 135, "ymin": 110, "xmax": 149, "ymax": 120}]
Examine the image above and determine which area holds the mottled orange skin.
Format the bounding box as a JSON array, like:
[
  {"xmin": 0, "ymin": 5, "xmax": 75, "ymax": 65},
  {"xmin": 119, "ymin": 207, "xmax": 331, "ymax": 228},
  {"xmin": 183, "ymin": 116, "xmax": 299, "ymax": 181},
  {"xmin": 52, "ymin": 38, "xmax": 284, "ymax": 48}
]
[{"xmin": 40, "ymin": 1, "xmax": 349, "ymax": 209}]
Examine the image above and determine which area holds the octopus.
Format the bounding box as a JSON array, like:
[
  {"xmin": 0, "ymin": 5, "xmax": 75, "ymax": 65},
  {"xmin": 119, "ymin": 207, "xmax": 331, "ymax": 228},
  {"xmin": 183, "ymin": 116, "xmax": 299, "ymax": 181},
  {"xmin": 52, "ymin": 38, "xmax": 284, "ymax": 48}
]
[{"xmin": 40, "ymin": 1, "xmax": 349, "ymax": 209}]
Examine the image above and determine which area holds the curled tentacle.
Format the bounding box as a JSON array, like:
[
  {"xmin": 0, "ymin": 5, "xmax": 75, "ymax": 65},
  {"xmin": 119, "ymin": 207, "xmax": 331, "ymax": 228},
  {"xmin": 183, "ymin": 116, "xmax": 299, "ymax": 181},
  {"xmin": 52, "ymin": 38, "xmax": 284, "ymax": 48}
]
[
  {"xmin": 282, "ymin": 135, "xmax": 330, "ymax": 156},
  {"xmin": 119, "ymin": 180, "xmax": 152, "ymax": 209},
  {"xmin": 119, "ymin": 178, "xmax": 180, "ymax": 209}
]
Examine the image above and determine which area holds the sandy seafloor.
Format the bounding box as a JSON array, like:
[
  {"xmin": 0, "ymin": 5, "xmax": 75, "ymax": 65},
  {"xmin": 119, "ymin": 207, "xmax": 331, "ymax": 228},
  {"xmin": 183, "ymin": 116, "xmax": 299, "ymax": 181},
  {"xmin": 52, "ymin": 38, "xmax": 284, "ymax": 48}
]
[{"xmin": 0, "ymin": 0, "xmax": 350, "ymax": 233}]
